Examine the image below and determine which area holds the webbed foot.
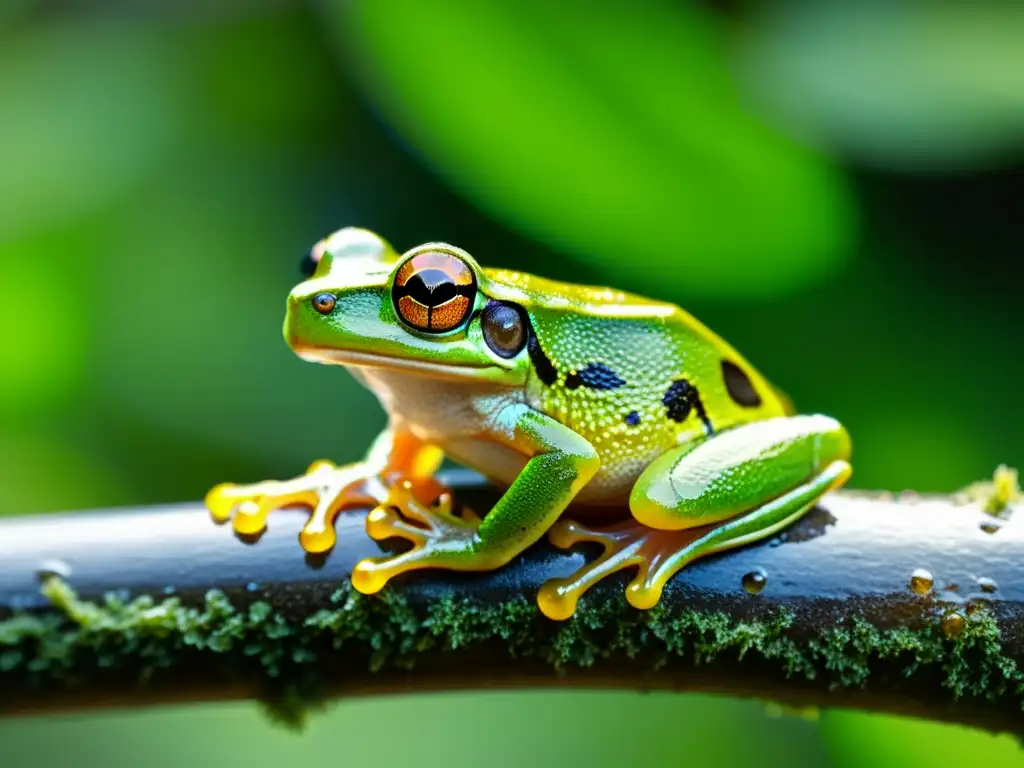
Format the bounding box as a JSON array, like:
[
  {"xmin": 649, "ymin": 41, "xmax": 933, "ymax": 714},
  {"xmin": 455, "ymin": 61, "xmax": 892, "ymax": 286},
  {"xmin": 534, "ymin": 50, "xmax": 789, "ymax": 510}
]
[
  {"xmin": 352, "ymin": 479, "xmax": 483, "ymax": 594},
  {"xmin": 538, "ymin": 457, "xmax": 851, "ymax": 620},
  {"xmin": 206, "ymin": 461, "xmax": 438, "ymax": 552},
  {"xmin": 538, "ymin": 519, "xmax": 707, "ymax": 620}
]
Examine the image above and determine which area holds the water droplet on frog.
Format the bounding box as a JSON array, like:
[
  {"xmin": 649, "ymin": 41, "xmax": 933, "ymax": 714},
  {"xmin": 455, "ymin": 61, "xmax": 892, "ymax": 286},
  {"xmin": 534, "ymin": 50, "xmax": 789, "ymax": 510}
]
[
  {"xmin": 742, "ymin": 568, "xmax": 768, "ymax": 595},
  {"xmin": 909, "ymin": 568, "xmax": 933, "ymax": 595},
  {"xmin": 36, "ymin": 559, "xmax": 71, "ymax": 582},
  {"xmin": 980, "ymin": 519, "xmax": 1002, "ymax": 534},
  {"xmin": 941, "ymin": 611, "xmax": 967, "ymax": 638},
  {"xmin": 977, "ymin": 577, "xmax": 998, "ymax": 593},
  {"xmin": 246, "ymin": 582, "xmax": 260, "ymax": 593}
]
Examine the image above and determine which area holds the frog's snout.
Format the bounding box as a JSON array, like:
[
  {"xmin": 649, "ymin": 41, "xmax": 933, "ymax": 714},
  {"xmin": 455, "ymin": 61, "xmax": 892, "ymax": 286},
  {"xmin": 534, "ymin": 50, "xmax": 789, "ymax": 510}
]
[{"xmin": 283, "ymin": 288, "xmax": 332, "ymax": 352}]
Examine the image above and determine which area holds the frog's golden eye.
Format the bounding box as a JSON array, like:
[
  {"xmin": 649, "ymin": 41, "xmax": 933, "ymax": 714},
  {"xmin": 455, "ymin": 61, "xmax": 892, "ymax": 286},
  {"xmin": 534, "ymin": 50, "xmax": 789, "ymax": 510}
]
[{"xmin": 392, "ymin": 251, "xmax": 476, "ymax": 333}]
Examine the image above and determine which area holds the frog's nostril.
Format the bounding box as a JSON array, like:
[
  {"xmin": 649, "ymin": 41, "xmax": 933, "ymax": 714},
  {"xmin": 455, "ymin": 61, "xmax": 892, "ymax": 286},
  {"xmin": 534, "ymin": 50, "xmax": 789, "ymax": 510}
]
[{"xmin": 311, "ymin": 292, "xmax": 337, "ymax": 315}]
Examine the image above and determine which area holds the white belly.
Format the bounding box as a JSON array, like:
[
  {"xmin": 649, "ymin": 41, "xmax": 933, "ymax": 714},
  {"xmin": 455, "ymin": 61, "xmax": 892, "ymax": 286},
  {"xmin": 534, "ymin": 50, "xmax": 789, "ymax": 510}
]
[
  {"xmin": 354, "ymin": 366, "xmax": 522, "ymax": 444},
  {"xmin": 351, "ymin": 366, "xmax": 641, "ymax": 507}
]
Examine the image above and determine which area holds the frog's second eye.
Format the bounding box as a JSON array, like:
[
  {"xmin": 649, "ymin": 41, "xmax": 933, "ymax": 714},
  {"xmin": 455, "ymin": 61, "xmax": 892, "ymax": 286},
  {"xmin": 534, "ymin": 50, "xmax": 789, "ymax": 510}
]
[
  {"xmin": 301, "ymin": 241, "xmax": 326, "ymax": 277},
  {"xmin": 392, "ymin": 251, "xmax": 476, "ymax": 333},
  {"xmin": 482, "ymin": 301, "xmax": 528, "ymax": 358}
]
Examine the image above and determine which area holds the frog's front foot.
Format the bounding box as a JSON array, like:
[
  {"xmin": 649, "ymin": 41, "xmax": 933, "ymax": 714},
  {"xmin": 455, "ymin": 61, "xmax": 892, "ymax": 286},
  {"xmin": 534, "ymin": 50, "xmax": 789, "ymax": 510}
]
[
  {"xmin": 206, "ymin": 460, "xmax": 401, "ymax": 552},
  {"xmin": 352, "ymin": 479, "xmax": 483, "ymax": 594},
  {"xmin": 537, "ymin": 519, "xmax": 707, "ymax": 620}
]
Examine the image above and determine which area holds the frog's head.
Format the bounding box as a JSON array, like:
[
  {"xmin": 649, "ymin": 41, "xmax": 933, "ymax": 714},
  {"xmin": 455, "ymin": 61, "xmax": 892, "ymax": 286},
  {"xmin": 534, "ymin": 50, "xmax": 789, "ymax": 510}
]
[{"xmin": 284, "ymin": 228, "xmax": 534, "ymax": 385}]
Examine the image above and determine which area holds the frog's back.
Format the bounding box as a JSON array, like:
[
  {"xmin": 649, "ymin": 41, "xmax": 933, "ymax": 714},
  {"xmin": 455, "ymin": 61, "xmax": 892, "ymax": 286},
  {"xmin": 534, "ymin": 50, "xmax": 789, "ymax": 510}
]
[{"xmin": 483, "ymin": 267, "xmax": 789, "ymax": 502}]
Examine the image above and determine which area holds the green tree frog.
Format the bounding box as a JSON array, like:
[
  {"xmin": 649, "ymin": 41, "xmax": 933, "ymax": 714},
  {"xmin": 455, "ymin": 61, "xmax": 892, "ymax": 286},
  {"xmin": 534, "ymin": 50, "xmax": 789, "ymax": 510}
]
[{"xmin": 207, "ymin": 228, "xmax": 851, "ymax": 620}]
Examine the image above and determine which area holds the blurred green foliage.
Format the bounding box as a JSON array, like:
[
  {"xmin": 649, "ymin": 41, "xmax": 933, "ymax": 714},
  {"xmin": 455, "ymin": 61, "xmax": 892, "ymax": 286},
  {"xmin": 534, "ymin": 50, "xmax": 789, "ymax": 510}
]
[
  {"xmin": 740, "ymin": 1, "xmax": 1024, "ymax": 171},
  {"xmin": 1, "ymin": 1, "xmax": 1023, "ymax": 767},
  {"xmin": 331, "ymin": 0, "xmax": 854, "ymax": 298}
]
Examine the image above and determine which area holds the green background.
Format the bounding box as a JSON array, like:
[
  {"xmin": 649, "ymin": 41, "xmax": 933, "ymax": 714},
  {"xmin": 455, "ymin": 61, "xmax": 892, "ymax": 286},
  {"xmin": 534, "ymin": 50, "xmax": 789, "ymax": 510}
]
[{"xmin": 2, "ymin": 1, "xmax": 1024, "ymax": 765}]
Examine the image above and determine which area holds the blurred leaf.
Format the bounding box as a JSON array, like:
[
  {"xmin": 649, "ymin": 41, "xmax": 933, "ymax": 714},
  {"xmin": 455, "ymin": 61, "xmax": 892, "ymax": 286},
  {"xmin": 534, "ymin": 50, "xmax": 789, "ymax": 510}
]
[
  {"xmin": 823, "ymin": 710, "xmax": 1024, "ymax": 768},
  {"xmin": 0, "ymin": 430, "xmax": 126, "ymax": 515},
  {"xmin": 0, "ymin": 0, "xmax": 34, "ymax": 30},
  {"xmin": 0, "ymin": 692, "xmax": 830, "ymax": 767},
  {"xmin": 187, "ymin": 8, "xmax": 348, "ymax": 149},
  {"xmin": 0, "ymin": 19, "xmax": 187, "ymax": 245},
  {"xmin": 325, "ymin": 0, "xmax": 853, "ymax": 298},
  {"xmin": 739, "ymin": 1, "xmax": 1024, "ymax": 172},
  {"xmin": 87, "ymin": 157, "xmax": 380, "ymax": 471},
  {"xmin": 0, "ymin": 230, "xmax": 89, "ymax": 417},
  {"xmin": 76, "ymin": 14, "xmax": 372, "ymax": 469},
  {"xmin": 849, "ymin": 408, "xmax": 991, "ymax": 493}
]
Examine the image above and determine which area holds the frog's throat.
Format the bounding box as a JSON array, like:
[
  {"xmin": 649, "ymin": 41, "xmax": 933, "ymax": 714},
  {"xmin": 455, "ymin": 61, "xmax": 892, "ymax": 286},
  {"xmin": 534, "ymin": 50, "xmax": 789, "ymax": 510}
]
[{"xmin": 292, "ymin": 345, "xmax": 502, "ymax": 382}]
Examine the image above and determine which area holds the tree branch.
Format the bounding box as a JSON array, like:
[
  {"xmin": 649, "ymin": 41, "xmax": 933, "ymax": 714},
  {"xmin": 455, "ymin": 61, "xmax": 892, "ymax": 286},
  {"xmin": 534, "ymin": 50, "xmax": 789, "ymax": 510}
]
[{"xmin": 1, "ymin": 469, "xmax": 1022, "ymax": 732}]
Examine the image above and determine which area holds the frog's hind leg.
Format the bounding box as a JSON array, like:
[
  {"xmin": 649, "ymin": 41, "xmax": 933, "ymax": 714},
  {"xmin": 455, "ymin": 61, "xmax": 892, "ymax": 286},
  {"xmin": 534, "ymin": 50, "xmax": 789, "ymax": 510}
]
[
  {"xmin": 538, "ymin": 415, "xmax": 851, "ymax": 620},
  {"xmin": 205, "ymin": 427, "xmax": 444, "ymax": 553}
]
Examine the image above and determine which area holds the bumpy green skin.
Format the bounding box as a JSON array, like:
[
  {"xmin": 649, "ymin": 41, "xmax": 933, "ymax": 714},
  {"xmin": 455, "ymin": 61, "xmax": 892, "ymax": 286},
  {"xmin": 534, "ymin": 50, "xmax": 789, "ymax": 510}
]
[{"xmin": 2, "ymin": 579, "xmax": 1022, "ymax": 731}]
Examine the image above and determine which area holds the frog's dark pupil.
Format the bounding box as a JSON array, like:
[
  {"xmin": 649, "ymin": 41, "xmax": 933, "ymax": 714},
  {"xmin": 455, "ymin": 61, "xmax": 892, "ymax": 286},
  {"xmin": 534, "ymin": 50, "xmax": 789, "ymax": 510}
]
[
  {"xmin": 482, "ymin": 302, "xmax": 527, "ymax": 358},
  {"xmin": 405, "ymin": 270, "xmax": 458, "ymax": 307}
]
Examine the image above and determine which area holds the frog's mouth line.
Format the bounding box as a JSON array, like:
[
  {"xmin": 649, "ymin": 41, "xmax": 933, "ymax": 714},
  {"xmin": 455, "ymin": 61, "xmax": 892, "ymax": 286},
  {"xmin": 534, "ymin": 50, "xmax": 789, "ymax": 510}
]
[{"xmin": 292, "ymin": 345, "xmax": 499, "ymax": 381}]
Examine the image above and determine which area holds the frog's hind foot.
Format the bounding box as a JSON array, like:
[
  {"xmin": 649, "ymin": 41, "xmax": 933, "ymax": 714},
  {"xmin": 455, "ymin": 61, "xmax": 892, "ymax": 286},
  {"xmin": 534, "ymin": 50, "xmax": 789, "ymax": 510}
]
[
  {"xmin": 537, "ymin": 520, "xmax": 707, "ymax": 621},
  {"xmin": 538, "ymin": 458, "xmax": 852, "ymax": 621},
  {"xmin": 206, "ymin": 460, "xmax": 388, "ymax": 553},
  {"xmin": 352, "ymin": 479, "xmax": 481, "ymax": 594}
]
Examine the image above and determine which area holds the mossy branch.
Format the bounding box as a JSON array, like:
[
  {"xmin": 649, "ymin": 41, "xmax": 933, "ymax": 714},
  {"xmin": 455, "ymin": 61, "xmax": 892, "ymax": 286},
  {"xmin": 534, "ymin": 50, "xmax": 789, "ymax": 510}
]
[{"xmin": 1, "ymin": 468, "xmax": 1022, "ymax": 733}]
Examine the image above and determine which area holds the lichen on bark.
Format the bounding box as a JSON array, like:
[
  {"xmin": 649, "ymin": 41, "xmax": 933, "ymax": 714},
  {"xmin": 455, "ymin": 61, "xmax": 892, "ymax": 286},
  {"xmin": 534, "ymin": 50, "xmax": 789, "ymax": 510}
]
[{"xmin": 2, "ymin": 573, "xmax": 1022, "ymax": 730}]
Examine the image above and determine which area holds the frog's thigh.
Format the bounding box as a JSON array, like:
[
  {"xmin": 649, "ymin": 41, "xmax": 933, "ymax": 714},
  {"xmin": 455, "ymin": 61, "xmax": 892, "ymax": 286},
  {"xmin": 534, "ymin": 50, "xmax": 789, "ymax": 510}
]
[
  {"xmin": 539, "ymin": 415, "xmax": 851, "ymax": 619},
  {"xmin": 630, "ymin": 414, "xmax": 851, "ymax": 531}
]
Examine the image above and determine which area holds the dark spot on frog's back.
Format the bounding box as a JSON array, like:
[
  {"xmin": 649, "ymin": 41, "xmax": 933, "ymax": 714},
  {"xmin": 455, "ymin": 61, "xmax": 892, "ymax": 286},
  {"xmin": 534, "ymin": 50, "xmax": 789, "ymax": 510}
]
[
  {"xmin": 663, "ymin": 380, "xmax": 694, "ymax": 423},
  {"xmin": 663, "ymin": 378, "xmax": 714, "ymax": 433},
  {"xmin": 527, "ymin": 333, "xmax": 558, "ymax": 386},
  {"xmin": 722, "ymin": 360, "xmax": 762, "ymax": 407},
  {"xmin": 624, "ymin": 411, "xmax": 641, "ymax": 426},
  {"xmin": 567, "ymin": 362, "xmax": 626, "ymax": 391}
]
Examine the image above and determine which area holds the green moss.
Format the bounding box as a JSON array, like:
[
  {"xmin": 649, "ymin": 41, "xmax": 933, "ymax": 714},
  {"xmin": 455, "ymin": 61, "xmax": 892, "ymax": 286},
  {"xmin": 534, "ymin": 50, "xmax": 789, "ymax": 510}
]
[
  {"xmin": 955, "ymin": 464, "xmax": 1022, "ymax": 515},
  {"xmin": 2, "ymin": 577, "xmax": 1023, "ymax": 729}
]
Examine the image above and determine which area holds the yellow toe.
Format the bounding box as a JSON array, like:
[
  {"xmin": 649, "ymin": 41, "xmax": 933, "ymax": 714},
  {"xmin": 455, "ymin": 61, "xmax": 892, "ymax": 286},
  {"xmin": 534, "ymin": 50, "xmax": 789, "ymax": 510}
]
[
  {"xmin": 205, "ymin": 483, "xmax": 237, "ymax": 522},
  {"xmin": 300, "ymin": 521, "xmax": 337, "ymax": 553},
  {"xmin": 233, "ymin": 500, "xmax": 269, "ymax": 535},
  {"xmin": 536, "ymin": 580, "xmax": 579, "ymax": 621},
  {"xmin": 351, "ymin": 559, "xmax": 389, "ymax": 594},
  {"xmin": 365, "ymin": 507, "xmax": 394, "ymax": 540},
  {"xmin": 625, "ymin": 581, "xmax": 662, "ymax": 611}
]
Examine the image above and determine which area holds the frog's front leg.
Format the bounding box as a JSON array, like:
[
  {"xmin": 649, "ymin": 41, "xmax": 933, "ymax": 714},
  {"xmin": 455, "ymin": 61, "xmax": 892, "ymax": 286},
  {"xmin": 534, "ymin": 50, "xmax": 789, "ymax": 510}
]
[
  {"xmin": 538, "ymin": 415, "xmax": 851, "ymax": 620},
  {"xmin": 351, "ymin": 404, "xmax": 600, "ymax": 594},
  {"xmin": 205, "ymin": 425, "xmax": 444, "ymax": 552}
]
